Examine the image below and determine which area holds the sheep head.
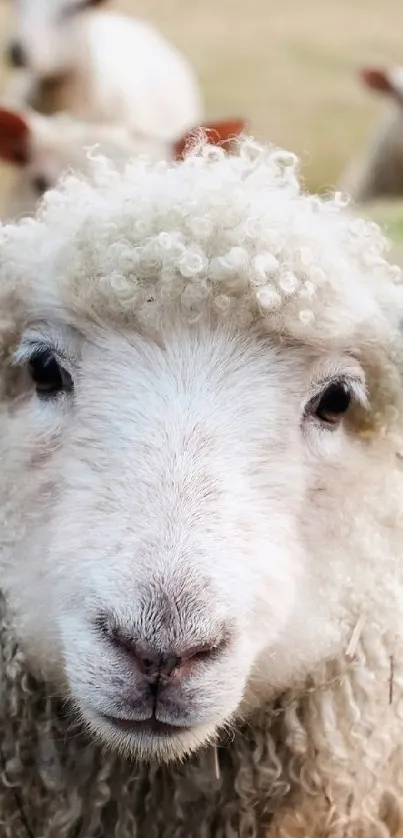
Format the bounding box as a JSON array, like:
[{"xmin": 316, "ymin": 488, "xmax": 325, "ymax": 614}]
[
  {"xmin": 1, "ymin": 139, "xmax": 403, "ymax": 764},
  {"xmin": 5, "ymin": 0, "xmax": 108, "ymax": 78}
]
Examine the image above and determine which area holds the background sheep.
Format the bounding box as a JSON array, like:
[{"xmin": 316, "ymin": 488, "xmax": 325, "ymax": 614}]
[
  {"xmin": 1, "ymin": 137, "xmax": 403, "ymax": 836},
  {"xmin": 1, "ymin": 0, "xmax": 202, "ymax": 145},
  {"xmin": 340, "ymin": 66, "xmax": 403, "ymax": 203},
  {"xmin": 0, "ymin": 105, "xmax": 245, "ymax": 218}
]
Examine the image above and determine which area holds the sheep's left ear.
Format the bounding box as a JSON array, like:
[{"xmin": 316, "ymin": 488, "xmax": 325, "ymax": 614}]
[
  {"xmin": 0, "ymin": 107, "xmax": 30, "ymax": 166},
  {"xmin": 174, "ymin": 118, "xmax": 247, "ymax": 160}
]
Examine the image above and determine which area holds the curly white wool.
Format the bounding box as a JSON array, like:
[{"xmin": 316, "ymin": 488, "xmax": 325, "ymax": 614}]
[{"xmin": 1, "ymin": 139, "xmax": 401, "ymax": 338}]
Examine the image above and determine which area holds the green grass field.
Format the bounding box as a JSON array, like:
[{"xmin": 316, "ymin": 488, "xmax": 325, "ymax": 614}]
[{"xmin": 0, "ymin": 0, "xmax": 403, "ymax": 239}]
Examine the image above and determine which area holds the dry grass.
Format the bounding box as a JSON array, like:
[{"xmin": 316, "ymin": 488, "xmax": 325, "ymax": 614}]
[{"xmin": 0, "ymin": 0, "xmax": 402, "ymax": 197}]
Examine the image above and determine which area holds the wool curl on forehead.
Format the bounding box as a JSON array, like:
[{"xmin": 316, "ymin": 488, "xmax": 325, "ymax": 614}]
[{"xmin": 1, "ymin": 135, "xmax": 403, "ymax": 428}]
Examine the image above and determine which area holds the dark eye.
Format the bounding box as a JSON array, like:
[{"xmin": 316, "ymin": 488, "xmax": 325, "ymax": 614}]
[
  {"xmin": 313, "ymin": 381, "xmax": 351, "ymax": 426},
  {"xmin": 32, "ymin": 174, "xmax": 51, "ymax": 196},
  {"xmin": 28, "ymin": 348, "xmax": 73, "ymax": 399}
]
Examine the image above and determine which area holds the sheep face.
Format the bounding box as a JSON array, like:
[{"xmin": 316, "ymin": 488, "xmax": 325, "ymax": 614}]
[
  {"xmin": 6, "ymin": 0, "xmax": 104, "ymax": 78},
  {"xmin": 1, "ymin": 312, "xmax": 368, "ymax": 762},
  {"xmin": 1, "ymin": 139, "xmax": 401, "ymax": 764}
]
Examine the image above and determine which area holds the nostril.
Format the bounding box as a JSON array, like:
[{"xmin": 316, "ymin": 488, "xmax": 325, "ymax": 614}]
[
  {"xmin": 133, "ymin": 643, "xmax": 166, "ymax": 677},
  {"xmin": 130, "ymin": 642, "xmax": 184, "ymax": 678},
  {"xmin": 7, "ymin": 41, "xmax": 27, "ymax": 69}
]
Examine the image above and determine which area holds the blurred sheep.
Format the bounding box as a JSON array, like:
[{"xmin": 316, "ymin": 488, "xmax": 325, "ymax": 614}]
[
  {"xmin": 2, "ymin": 0, "xmax": 203, "ymax": 146},
  {"xmin": 340, "ymin": 66, "xmax": 403, "ymax": 203}
]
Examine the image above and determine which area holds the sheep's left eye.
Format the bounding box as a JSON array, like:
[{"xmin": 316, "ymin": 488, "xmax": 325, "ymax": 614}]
[
  {"xmin": 28, "ymin": 349, "xmax": 73, "ymax": 399},
  {"xmin": 313, "ymin": 382, "xmax": 351, "ymax": 426}
]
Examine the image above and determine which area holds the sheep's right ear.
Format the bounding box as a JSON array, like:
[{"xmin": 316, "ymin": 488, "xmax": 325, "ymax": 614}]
[
  {"xmin": 359, "ymin": 66, "xmax": 394, "ymax": 96},
  {"xmin": 0, "ymin": 107, "xmax": 30, "ymax": 166},
  {"xmin": 174, "ymin": 118, "xmax": 247, "ymax": 160}
]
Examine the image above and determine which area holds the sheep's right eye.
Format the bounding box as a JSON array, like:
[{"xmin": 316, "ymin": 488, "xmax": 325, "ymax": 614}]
[
  {"xmin": 32, "ymin": 174, "xmax": 51, "ymax": 196},
  {"xmin": 308, "ymin": 380, "xmax": 352, "ymax": 428},
  {"xmin": 28, "ymin": 349, "xmax": 73, "ymax": 398}
]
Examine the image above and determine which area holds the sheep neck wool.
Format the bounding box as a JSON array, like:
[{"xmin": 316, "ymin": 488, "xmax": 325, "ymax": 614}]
[{"xmin": 0, "ymin": 593, "xmax": 303, "ymax": 838}]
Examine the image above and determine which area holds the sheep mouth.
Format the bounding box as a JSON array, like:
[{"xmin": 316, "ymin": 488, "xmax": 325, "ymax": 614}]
[{"xmin": 100, "ymin": 714, "xmax": 191, "ymax": 737}]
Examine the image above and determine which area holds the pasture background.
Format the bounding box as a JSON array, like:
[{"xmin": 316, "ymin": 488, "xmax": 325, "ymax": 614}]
[{"xmin": 0, "ymin": 0, "xmax": 401, "ymax": 205}]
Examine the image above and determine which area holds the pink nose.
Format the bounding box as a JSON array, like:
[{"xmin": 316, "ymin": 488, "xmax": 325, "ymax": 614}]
[{"xmin": 113, "ymin": 635, "xmax": 225, "ymax": 681}]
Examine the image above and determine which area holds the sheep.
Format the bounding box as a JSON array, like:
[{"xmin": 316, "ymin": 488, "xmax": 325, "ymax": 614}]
[
  {"xmin": 1, "ymin": 135, "xmax": 403, "ymax": 838},
  {"xmin": 340, "ymin": 65, "xmax": 403, "ymax": 203},
  {"xmin": 0, "ymin": 105, "xmax": 246, "ymax": 218},
  {"xmin": 2, "ymin": 0, "xmax": 202, "ymax": 143}
]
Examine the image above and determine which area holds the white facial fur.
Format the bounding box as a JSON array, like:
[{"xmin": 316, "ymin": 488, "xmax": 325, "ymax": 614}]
[
  {"xmin": 1, "ymin": 312, "xmax": 368, "ymax": 762},
  {"xmin": 8, "ymin": 0, "xmax": 93, "ymax": 77}
]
